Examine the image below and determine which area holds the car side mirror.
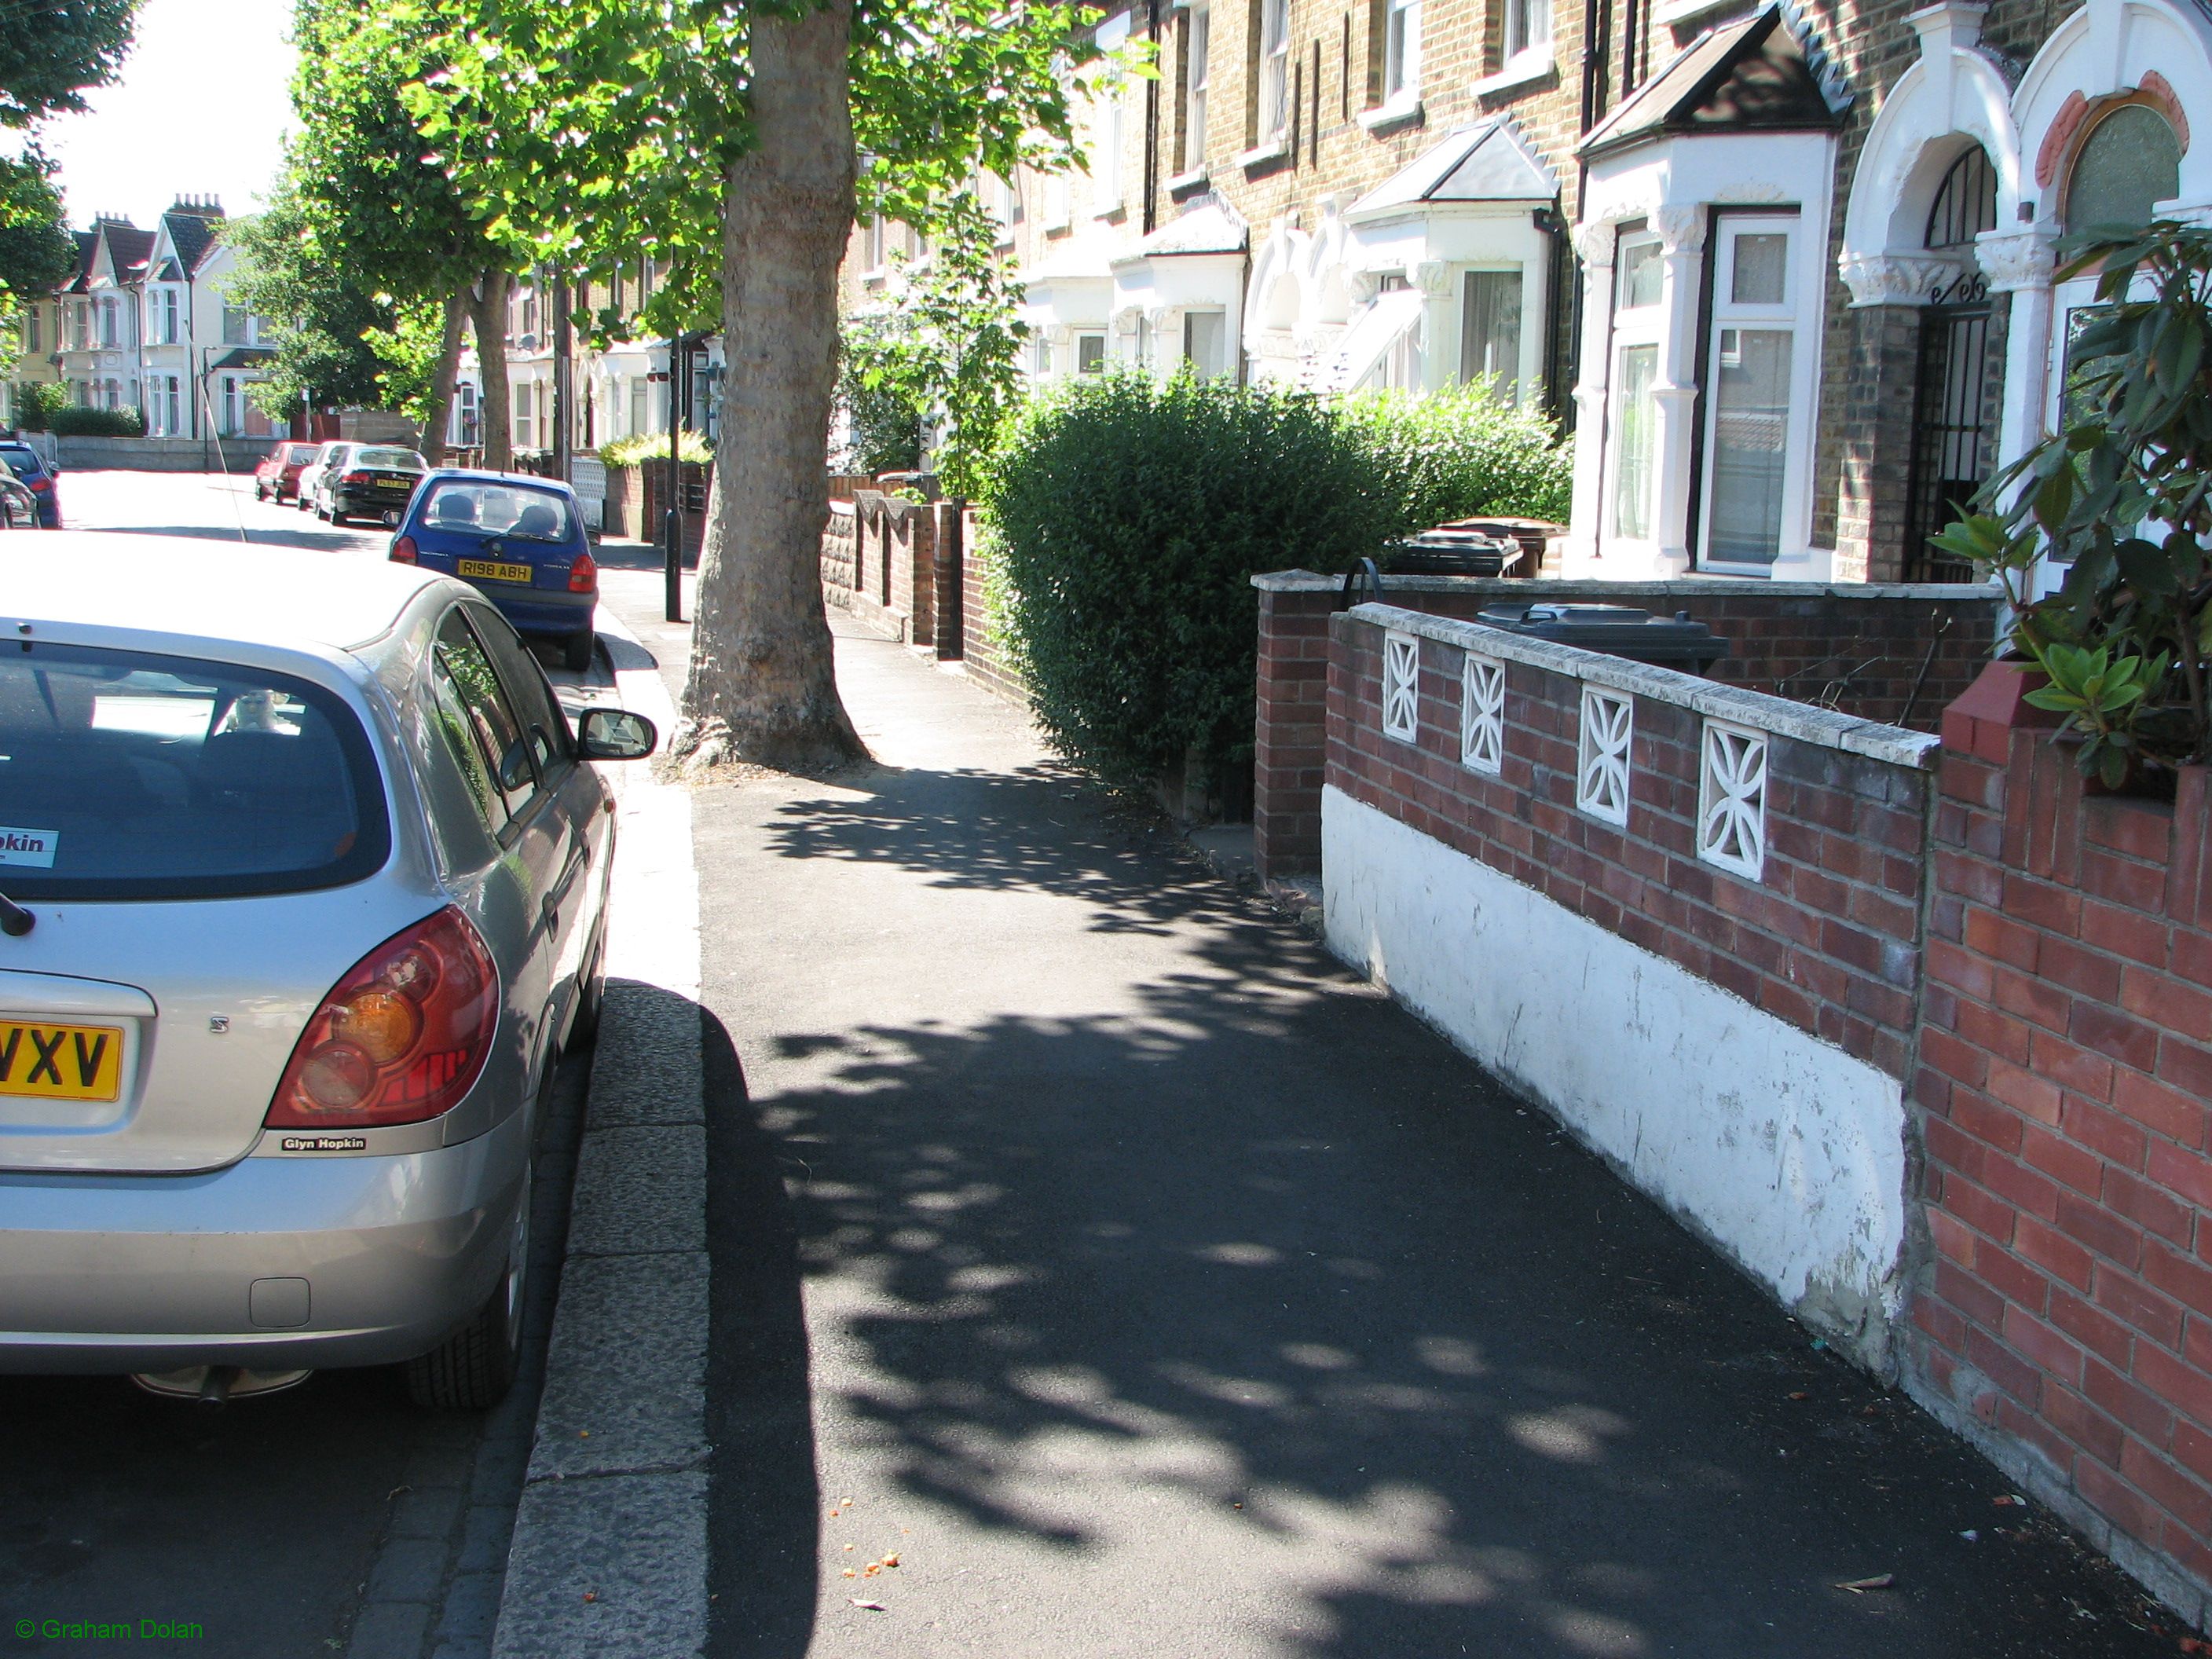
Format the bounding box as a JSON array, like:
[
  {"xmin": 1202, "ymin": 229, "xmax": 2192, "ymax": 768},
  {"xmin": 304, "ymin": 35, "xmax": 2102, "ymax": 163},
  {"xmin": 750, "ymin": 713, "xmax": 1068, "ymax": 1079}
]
[{"xmin": 577, "ymin": 706, "xmax": 657, "ymax": 760}]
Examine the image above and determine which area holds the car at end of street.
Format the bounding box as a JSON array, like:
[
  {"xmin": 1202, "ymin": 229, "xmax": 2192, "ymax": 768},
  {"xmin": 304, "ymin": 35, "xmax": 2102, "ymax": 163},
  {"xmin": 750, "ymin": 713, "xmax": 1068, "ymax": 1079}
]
[
  {"xmin": 0, "ymin": 535, "xmax": 659, "ymax": 1410},
  {"xmin": 255, "ymin": 441, "xmax": 322, "ymax": 504},
  {"xmin": 0, "ymin": 439, "xmax": 61, "ymax": 528},
  {"xmin": 294, "ymin": 441, "xmax": 348, "ymax": 514},
  {"xmin": 390, "ymin": 471, "xmax": 599, "ymax": 672},
  {"xmin": 317, "ymin": 445, "xmax": 428, "ymax": 527}
]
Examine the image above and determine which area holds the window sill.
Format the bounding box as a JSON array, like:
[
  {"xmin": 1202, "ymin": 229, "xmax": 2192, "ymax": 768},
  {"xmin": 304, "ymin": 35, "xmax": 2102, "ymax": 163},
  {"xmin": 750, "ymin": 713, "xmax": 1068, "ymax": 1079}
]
[
  {"xmin": 1165, "ymin": 167, "xmax": 1210, "ymax": 194},
  {"xmin": 1236, "ymin": 137, "xmax": 1290, "ymax": 170},
  {"xmin": 1472, "ymin": 55, "xmax": 1555, "ymax": 99},
  {"xmin": 1357, "ymin": 96, "xmax": 1423, "ymax": 133}
]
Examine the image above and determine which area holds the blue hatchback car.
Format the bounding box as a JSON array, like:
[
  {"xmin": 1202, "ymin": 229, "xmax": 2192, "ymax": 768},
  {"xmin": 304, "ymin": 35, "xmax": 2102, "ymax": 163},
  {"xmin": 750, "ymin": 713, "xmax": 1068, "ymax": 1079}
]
[{"xmin": 390, "ymin": 471, "xmax": 598, "ymax": 670}]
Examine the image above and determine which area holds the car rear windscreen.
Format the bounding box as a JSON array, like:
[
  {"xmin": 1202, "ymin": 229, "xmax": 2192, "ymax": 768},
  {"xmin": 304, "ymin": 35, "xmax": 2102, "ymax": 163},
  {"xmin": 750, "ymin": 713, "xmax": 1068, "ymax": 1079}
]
[
  {"xmin": 419, "ymin": 481, "xmax": 574, "ymax": 542},
  {"xmin": 287, "ymin": 445, "xmax": 319, "ymax": 463},
  {"xmin": 0, "ymin": 446, "xmax": 43, "ymax": 474},
  {"xmin": 0, "ymin": 643, "xmax": 389, "ymax": 899},
  {"xmin": 355, "ymin": 448, "xmax": 425, "ymax": 470}
]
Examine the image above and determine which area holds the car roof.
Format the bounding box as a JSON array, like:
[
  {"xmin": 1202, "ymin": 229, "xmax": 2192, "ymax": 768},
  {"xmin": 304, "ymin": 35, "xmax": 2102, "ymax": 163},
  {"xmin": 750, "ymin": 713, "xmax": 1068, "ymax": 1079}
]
[
  {"xmin": 425, "ymin": 468, "xmax": 578, "ymax": 498},
  {"xmin": 2, "ymin": 532, "xmax": 456, "ymax": 654}
]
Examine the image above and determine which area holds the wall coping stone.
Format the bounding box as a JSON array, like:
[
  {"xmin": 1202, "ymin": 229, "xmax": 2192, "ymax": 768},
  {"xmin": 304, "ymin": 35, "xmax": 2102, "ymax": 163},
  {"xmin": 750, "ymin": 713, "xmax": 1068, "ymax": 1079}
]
[
  {"xmin": 1343, "ymin": 602, "xmax": 1944, "ymax": 771},
  {"xmin": 1255, "ymin": 567, "xmax": 2001, "ymax": 602}
]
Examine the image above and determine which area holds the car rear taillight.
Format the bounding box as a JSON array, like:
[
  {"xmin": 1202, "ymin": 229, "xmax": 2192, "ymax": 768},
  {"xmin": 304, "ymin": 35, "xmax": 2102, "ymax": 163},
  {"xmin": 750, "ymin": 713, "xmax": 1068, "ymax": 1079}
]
[
  {"xmin": 263, "ymin": 906, "xmax": 498, "ymax": 1130},
  {"xmin": 390, "ymin": 536, "xmax": 417, "ymax": 563},
  {"xmin": 341, "ymin": 470, "xmax": 371, "ymax": 486},
  {"xmin": 568, "ymin": 548, "xmax": 597, "ymax": 593},
  {"xmin": 27, "ymin": 475, "xmax": 49, "ymax": 491}
]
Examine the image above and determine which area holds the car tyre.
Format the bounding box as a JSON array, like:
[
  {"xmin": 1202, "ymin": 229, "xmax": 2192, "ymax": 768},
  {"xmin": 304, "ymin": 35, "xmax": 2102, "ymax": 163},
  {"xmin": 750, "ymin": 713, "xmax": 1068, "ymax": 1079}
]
[
  {"xmin": 562, "ymin": 628, "xmax": 595, "ymax": 672},
  {"xmin": 330, "ymin": 507, "xmax": 350, "ymax": 526},
  {"xmin": 405, "ymin": 1161, "xmax": 529, "ymax": 1412}
]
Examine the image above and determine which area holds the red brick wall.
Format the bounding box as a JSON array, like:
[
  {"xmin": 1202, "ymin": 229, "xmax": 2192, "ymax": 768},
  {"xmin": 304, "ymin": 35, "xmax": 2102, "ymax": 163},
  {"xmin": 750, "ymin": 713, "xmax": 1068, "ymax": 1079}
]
[
  {"xmin": 826, "ymin": 492, "xmax": 936, "ymax": 645},
  {"xmin": 958, "ymin": 507, "xmax": 1029, "ymax": 708},
  {"xmin": 1911, "ymin": 683, "xmax": 2212, "ymax": 1608},
  {"xmin": 1329, "ymin": 610, "xmax": 1935, "ymax": 1078},
  {"xmin": 1253, "ymin": 574, "xmax": 1998, "ymax": 877}
]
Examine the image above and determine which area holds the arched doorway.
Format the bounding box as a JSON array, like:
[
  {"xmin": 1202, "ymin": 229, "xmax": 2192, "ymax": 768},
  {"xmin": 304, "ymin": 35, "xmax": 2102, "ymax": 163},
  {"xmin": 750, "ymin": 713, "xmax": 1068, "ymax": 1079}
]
[{"xmin": 1903, "ymin": 145, "xmax": 2001, "ymax": 580}]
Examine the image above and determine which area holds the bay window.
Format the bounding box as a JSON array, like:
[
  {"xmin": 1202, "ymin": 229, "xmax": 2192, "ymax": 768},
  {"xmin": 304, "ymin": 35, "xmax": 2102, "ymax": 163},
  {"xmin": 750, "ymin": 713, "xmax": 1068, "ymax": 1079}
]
[
  {"xmin": 1697, "ymin": 216, "xmax": 1797, "ymax": 568},
  {"xmin": 1606, "ymin": 229, "xmax": 1664, "ymax": 544}
]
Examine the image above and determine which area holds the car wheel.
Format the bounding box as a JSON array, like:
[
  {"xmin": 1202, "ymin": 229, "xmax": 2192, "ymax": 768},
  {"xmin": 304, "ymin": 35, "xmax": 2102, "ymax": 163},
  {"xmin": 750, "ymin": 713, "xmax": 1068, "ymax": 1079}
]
[
  {"xmin": 562, "ymin": 628, "xmax": 596, "ymax": 672},
  {"xmin": 255, "ymin": 484, "xmax": 267, "ymax": 502},
  {"xmin": 405, "ymin": 1159, "xmax": 529, "ymax": 1412},
  {"xmin": 330, "ymin": 507, "xmax": 350, "ymax": 526}
]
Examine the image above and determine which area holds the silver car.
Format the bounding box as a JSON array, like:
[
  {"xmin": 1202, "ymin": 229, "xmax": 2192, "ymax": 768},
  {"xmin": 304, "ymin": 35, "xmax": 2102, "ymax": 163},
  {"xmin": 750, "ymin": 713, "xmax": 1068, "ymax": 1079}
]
[{"xmin": 0, "ymin": 536, "xmax": 654, "ymax": 1408}]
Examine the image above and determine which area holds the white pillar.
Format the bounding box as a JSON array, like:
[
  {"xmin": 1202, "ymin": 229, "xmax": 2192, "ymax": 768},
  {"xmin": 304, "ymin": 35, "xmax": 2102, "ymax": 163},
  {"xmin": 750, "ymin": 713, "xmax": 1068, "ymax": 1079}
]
[
  {"xmin": 1650, "ymin": 205, "xmax": 1708, "ymax": 577},
  {"xmin": 1977, "ymin": 224, "xmax": 2056, "ymax": 474},
  {"xmin": 1562, "ymin": 222, "xmax": 1618, "ymax": 577}
]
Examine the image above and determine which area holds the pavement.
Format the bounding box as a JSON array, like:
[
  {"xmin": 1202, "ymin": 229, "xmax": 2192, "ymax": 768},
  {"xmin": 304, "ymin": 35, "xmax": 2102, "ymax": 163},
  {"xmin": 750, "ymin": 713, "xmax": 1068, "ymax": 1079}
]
[{"xmin": 578, "ymin": 572, "xmax": 2184, "ymax": 1658}]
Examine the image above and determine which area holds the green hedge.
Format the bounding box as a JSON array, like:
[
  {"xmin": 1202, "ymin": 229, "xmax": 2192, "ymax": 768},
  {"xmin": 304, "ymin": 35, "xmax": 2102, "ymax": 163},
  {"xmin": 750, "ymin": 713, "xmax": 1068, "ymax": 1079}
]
[
  {"xmin": 981, "ymin": 372, "xmax": 1572, "ymax": 786},
  {"xmin": 1337, "ymin": 383, "xmax": 1573, "ymax": 529},
  {"xmin": 599, "ymin": 430, "xmax": 712, "ymax": 468},
  {"xmin": 49, "ymin": 405, "xmax": 146, "ymax": 437}
]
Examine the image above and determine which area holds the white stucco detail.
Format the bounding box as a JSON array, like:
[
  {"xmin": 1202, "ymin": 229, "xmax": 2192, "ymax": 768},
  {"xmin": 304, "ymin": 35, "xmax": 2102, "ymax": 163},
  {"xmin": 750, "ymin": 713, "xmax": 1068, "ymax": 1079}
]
[{"xmin": 1323, "ymin": 785, "xmax": 1909, "ymax": 1362}]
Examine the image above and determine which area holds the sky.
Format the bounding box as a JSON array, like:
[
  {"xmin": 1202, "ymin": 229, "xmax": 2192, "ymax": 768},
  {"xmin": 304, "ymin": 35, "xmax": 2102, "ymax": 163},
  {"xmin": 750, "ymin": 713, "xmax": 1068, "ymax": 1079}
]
[{"xmin": 40, "ymin": 0, "xmax": 297, "ymax": 231}]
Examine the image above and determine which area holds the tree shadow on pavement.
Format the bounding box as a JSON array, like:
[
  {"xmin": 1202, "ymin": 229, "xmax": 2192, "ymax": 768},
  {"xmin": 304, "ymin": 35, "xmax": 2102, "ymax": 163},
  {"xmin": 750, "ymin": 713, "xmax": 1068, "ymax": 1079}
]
[
  {"xmin": 705, "ymin": 1002, "xmax": 822, "ymax": 1659},
  {"xmin": 705, "ymin": 754, "xmax": 2174, "ymax": 1659}
]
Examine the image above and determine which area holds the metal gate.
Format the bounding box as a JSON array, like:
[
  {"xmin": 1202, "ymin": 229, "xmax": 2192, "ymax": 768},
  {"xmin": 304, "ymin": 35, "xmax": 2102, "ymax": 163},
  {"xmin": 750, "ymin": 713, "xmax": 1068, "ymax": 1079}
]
[{"xmin": 1903, "ymin": 289, "xmax": 1994, "ymax": 583}]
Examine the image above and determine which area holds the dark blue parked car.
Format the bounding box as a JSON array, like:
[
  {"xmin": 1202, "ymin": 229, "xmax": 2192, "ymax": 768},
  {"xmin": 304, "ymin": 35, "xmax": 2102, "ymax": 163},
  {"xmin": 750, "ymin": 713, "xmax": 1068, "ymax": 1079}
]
[
  {"xmin": 390, "ymin": 471, "xmax": 598, "ymax": 670},
  {"xmin": 0, "ymin": 441, "xmax": 61, "ymax": 527}
]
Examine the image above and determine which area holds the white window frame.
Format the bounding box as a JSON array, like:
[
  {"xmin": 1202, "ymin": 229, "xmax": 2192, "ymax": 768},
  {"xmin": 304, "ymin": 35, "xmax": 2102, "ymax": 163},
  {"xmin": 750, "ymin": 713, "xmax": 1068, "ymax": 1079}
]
[
  {"xmin": 1577, "ymin": 684, "xmax": 1633, "ymax": 826},
  {"xmin": 1181, "ymin": 309, "xmax": 1229, "ymax": 379},
  {"xmin": 1459, "ymin": 266, "xmax": 1525, "ymax": 404},
  {"xmin": 1257, "ymin": 0, "xmax": 1290, "ymax": 143},
  {"xmin": 1695, "ymin": 211, "xmax": 1804, "ymax": 574},
  {"xmin": 1503, "ymin": 0, "xmax": 1552, "ymax": 71},
  {"xmin": 863, "ymin": 214, "xmax": 888, "ymax": 274},
  {"xmin": 1461, "ymin": 653, "xmax": 1505, "ymax": 775},
  {"xmin": 1382, "ymin": 632, "xmax": 1420, "ymax": 743},
  {"xmin": 1383, "ymin": 0, "xmax": 1422, "ymax": 105},
  {"xmin": 1183, "ymin": 5, "xmax": 1210, "ymax": 174},
  {"xmin": 1076, "ymin": 332, "xmax": 1107, "ymax": 374},
  {"xmin": 1093, "ymin": 86, "xmax": 1126, "ymax": 215},
  {"xmin": 1602, "ymin": 228, "xmax": 1664, "ymax": 555},
  {"xmin": 1697, "ymin": 719, "xmax": 1768, "ymax": 880}
]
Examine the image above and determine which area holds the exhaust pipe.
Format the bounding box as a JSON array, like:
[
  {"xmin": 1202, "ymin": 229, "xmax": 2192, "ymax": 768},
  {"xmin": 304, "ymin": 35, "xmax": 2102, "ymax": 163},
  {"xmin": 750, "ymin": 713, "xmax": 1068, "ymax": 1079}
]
[{"xmin": 196, "ymin": 1366, "xmax": 242, "ymax": 1410}]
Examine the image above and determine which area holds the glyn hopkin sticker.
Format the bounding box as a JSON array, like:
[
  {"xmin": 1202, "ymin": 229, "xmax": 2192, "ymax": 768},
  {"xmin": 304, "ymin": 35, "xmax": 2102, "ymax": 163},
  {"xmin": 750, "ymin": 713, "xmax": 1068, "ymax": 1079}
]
[{"xmin": 0, "ymin": 826, "xmax": 58, "ymax": 868}]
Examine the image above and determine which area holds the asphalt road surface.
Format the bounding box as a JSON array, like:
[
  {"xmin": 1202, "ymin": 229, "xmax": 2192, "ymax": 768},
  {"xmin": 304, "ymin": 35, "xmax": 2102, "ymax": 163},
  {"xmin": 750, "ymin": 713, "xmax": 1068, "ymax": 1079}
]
[{"xmin": 0, "ymin": 471, "xmax": 602, "ymax": 1659}]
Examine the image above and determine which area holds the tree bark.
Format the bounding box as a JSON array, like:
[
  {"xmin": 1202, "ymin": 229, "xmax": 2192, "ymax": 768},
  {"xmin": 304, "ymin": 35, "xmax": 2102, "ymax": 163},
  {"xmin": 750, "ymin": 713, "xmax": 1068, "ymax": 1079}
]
[
  {"xmin": 416, "ymin": 289, "xmax": 467, "ymax": 466},
  {"xmin": 468, "ymin": 269, "xmax": 514, "ymax": 471},
  {"xmin": 674, "ymin": 0, "xmax": 865, "ymax": 772}
]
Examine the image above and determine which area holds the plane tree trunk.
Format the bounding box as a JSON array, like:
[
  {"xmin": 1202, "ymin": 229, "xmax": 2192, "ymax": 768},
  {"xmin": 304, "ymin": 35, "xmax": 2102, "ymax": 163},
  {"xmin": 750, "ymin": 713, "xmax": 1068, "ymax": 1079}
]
[
  {"xmin": 416, "ymin": 289, "xmax": 467, "ymax": 465},
  {"xmin": 469, "ymin": 269, "xmax": 514, "ymax": 471},
  {"xmin": 672, "ymin": 0, "xmax": 865, "ymax": 773}
]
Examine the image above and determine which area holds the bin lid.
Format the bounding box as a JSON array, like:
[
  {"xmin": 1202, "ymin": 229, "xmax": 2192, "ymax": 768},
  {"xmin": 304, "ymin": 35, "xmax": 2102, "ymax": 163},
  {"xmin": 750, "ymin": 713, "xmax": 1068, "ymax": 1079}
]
[{"xmin": 1474, "ymin": 601, "xmax": 1727, "ymax": 664}]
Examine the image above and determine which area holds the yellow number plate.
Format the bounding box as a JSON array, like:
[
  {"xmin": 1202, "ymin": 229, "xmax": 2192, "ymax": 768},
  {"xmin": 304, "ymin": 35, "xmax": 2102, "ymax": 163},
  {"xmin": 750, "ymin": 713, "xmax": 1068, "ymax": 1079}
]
[
  {"xmin": 0, "ymin": 1020, "xmax": 125, "ymax": 1102},
  {"xmin": 457, "ymin": 558, "xmax": 533, "ymax": 584}
]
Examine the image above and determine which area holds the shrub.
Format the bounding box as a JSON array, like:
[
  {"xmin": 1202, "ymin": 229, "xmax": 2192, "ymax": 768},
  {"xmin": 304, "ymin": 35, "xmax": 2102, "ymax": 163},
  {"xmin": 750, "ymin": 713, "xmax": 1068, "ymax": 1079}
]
[
  {"xmin": 49, "ymin": 405, "xmax": 145, "ymax": 437},
  {"xmin": 1335, "ymin": 382, "xmax": 1574, "ymax": 530},
  {"xmin": 983, "ymin": 371, "xmax": 1402, "ymax": 784},
  {"xmin": 10, "ymin": 381, "xmax": 64, "ymax": 431},
  {"xmin": 599, "ymin": 430, "xmax": 712, "ymax": 469},
  {"xmin": 1936, "ymin": 218, "xmax": 2212, "ymax": 786}
]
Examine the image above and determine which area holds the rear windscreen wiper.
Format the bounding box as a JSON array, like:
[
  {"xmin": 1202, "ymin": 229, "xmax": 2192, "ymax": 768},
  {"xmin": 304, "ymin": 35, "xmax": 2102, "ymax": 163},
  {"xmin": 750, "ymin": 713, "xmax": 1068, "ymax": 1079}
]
[{"xmin": 0, "ymin": 887, "xmax": 33, "ymax": 936}]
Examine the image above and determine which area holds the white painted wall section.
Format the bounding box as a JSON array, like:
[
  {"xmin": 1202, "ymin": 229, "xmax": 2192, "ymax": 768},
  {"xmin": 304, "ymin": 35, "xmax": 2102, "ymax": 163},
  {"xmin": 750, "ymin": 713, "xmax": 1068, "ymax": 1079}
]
[{"xmin": 1322, "ymin": 785, "xmax": 1910, "ymax": 1365}]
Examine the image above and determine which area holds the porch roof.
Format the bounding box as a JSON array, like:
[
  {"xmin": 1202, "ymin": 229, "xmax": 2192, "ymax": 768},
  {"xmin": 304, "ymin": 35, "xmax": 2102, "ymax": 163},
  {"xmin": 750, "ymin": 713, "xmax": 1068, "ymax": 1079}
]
[
  {"xmin": 1348, "ymin": 119, "xmax": 1558, "ymax": 220},
  {"xmin": 1579, "ymin": 5, "xmax": 1840, "ymax": 161}
]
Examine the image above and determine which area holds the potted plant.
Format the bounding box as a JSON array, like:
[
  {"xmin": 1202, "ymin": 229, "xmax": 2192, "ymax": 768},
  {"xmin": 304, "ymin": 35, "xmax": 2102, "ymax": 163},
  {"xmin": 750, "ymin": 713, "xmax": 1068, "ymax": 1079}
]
[{"xmin": 1936, "ymin": 220, "xmax": 2212, "ymax": 791}]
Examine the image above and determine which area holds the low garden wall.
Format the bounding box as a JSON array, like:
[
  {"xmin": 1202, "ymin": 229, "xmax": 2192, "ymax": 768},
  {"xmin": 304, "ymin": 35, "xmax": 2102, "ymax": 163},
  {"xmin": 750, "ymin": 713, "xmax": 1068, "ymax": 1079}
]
[
  {"xmin": 54, "ymin": 434, "xmax": 279, "ymax": 472},
  {"xmin": 603, "ymin": 460, "xmax": 710, "ymax": 553},
  {"xmin": 1254, "ymin": 570, "xmax": 2001, "ymax": 879},
  {"xmin": 1327, "ymin": 602, "xmax": 1936, "ymax": 1369}
]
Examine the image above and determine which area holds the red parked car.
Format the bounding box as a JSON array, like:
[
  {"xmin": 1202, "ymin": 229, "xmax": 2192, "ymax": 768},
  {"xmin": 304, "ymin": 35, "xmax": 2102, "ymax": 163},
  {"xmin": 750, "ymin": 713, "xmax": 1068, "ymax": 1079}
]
[{"xmin": 253, "ymin": 441, "xmax": 323, "ymax": 504}]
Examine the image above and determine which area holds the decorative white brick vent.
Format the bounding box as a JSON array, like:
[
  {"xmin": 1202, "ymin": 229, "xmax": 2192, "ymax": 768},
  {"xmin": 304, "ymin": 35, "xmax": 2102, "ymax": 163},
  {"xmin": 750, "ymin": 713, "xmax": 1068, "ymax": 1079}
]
[
  {"xmin": 1461, "ymin": 654, "xmax": 1505, "ymax": 775},
  {"xmin": 1697, "ymin": 719, "xmax": 1769, "ymax": 879},
  {"xmin": 1577, "ymin": 685, "xmax": 1633, "ymax": 826},
  {"xmin": 1382, "ymin": 632, "xmax": 1420, "ymax": 742}
]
